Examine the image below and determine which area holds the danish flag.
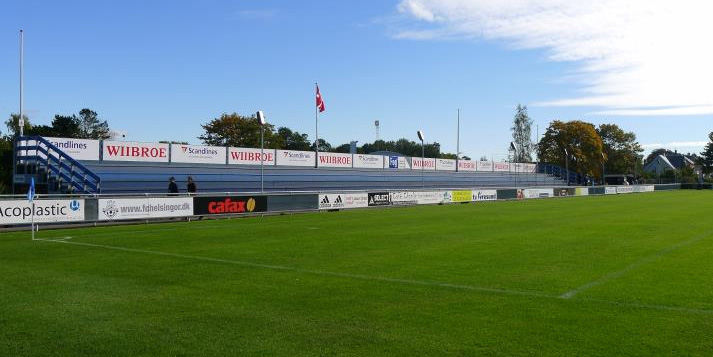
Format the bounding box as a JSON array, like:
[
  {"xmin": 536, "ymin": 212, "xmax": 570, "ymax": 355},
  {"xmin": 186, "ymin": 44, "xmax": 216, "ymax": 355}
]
[{"xmin": 316, "ymin": 85, "xmax": 326, "ymax": 113}]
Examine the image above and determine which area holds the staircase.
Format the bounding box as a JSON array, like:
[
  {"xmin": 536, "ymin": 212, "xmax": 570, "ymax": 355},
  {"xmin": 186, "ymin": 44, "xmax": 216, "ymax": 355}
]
[
  {"xmin": 538, "ymin": 163, "xmax": 588, "ymax": 185},
  {"xmin": 15, "ymin": 136, "xmax": 101, "ymax": 194}
]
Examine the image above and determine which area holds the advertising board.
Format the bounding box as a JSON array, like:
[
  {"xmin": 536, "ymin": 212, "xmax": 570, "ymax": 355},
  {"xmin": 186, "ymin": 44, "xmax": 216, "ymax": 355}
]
[
  {"xmin": 228, "ymin": 147, "xmax": 275, "ymax": 166},
  {"xmin": 318, "ymin": 193, "xmax": 368, "ymax": 210},
  {"xmin": 616, "ymin": 186, "xmax": 634, "ymax": 194},
  {"xmin": 493, "ymin": 162, "xmax": 510, "ymax": 172},
  {"xmin": 472, "ymin": 190, "xmax": 497, "ymax": 202},
  {"xmin": 275, "ymin": 150, "xmax": 316, "ymax": 167},
  {"xmin": 476, "ymin": 161, "xmax": 493, "ymax": 172},
  {"xmin": 457, "ymin": 160, "xmax": 477, "ymax": 172},
  {"xmin": 435, "ymin": 159, "xmax": 456, "ymax": 171},
  {"xmin": 45, "ymin": 137, "xmax": 100, "ymax": 160},
  {"xmin": 171, "ymin": 144, "xmax": 226, "ymax": 164},
  {"xmin": 518, "ymin": 188, "xmax": 553, "ymax": 199},
  {"xmin": 97, "ymin": 197, "xmax": 193, "ymax": 221},
  {"xmin": 103, "ymin": 141, "xmax": 169, "ymax": 162},
  {"xmin": 387, "ymin": 156, "xmax": 411, "ymax": 169},
  {"xmin": 411, "ymin": 157, "xmax": 436, "ymax": 170},
  {"xmin": 389, "ymin": 191, "xmax": 445, "ymax": 205},
  {"xmin": 522, "ymin": 163, "xmax": 537, "ymax": 173},
  {"xmin": 450, "ymin": 190, "xmax": 472, "ymax": 203},
  {"xmin": 634, "ymin": 185, "xmax": 655, "ymax": 193},
  {"xmin": 605, "ymin": 187, "xmax": 618, "ymax": 195},
  {"xmin": 0, "ymin": 199, "xmax": 84, "ymax": 225},
  {"xmin": 317, "ymin": 152, "xmax": 353, "ymax": 168},
  {"xmin": 353, "ymin": 154, "xmax": 384, "ymax": 169},
  {"xmin": 367, "ymin": 192, "xmax": 391, "ymax": 206},
  {"xmin": 194, "ymin": 196, "xmax": 268, "ymax": 215},
  {"xmin": 574, "ymin": 187, "xmax": 589, "ymax": 196}
]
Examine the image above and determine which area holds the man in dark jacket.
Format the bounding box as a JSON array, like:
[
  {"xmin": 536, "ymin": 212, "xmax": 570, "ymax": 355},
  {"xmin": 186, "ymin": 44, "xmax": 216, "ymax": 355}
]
[
  {"xmin": 168, "ymin": 177, "xmax": 179, "ymax": 194},
  {"xmin": 187, "ymin": 176, "xmax": 197, "ymax": 194}
]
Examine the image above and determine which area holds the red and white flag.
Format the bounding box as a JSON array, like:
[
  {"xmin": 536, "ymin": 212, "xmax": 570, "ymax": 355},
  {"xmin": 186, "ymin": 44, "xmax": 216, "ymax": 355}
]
[{"xmin": 316, "ymin": 85, "xmax": 326, "ymax": 113}]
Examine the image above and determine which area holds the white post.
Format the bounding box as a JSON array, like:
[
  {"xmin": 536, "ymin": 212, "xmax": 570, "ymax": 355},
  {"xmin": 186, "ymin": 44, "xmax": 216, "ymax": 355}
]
[
  {"xmin": 31, "ymin": 202, "xmax": 35, "ymax": 241},
  {"xmin": 260, "ymin": 125, "xmax": 264, "ymax": 192}
]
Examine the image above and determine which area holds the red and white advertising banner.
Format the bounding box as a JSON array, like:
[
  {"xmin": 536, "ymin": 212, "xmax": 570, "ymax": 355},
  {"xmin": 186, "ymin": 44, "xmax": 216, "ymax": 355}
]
[
  {"xmin": 45, "ymin": 137, "xmax": 100, "ymax": 160},
  {"xmin": 522, "ymin": 163, "xmax": 537, "ymax": 173},
  {"xmin": 103, "ymin": 141, "xmax": 169, "ymax": 162},
  {"xmin": 275, "ymin": 150, "xmax": 315, "ymax": 167},
  {"xmin": 457, "ymin": 160, "xmax": 476, "ymax": 172},
  {"xmin": 171, "ymin": 144, "xmax": 226, "ymax": 164},
  {"xmin": 435, "ymin": 159, "xmax": 456, "ymax": 171},
  {"xmin": 493, "ymin": 162, "xmax": 510, "ymax": 172},
  {"xmin": 476, "ymin": 161, "xmax": 493, "ymax": 172},
  {"xmin": 411, "ymin": 157, "xmax": 436, "ymax": 170},
  {"xmin": 353, "ymin": 154, "xmax": 384, "ymax": 169},
  {"xmin": 317, "ymin": 152, "xmax": 353, "ymax": 168},
  {"xmin": 228, "ymin": 147, "xmax": 275, "ymax": 166},
  {"xmin": 510, "ymin": 163, "xmax": 524, "ymax": 172}
]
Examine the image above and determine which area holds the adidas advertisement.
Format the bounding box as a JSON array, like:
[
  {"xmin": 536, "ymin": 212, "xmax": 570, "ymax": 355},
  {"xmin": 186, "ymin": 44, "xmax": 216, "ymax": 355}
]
[
  {"xmin": 367, "ymin": 192, "xmax": 391, "ymax": 207},
  {"xmin": 318, "ymin": 193, "xmax": 368, "ymax": 210},
  {"xmin": 170, "ymin": 144, "xmax": 227, "ymax": 164},
  {"xmin": 194, "ymin": 196, "xmax": 268, "ymax": 215},
  {"xmin": 0, "ymin": 199, "xmax": 84, "ymax": 225},
  {"xmin": 98, "ymin": 197, "xmax": 193, "ymax": 221}
]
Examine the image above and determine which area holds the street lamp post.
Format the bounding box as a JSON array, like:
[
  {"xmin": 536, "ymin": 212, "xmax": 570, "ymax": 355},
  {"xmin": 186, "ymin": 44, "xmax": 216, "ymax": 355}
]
[
  {"xmin": 564, "ymin": 148, "xmax": 569, "ymax": 186},
  {"xmin": 417, "ymin": 130, "xmax": 425, "ymax": 188},
  {"xmin": 257, "ymin": 111, "xmax": 266, "ymax": 192}
]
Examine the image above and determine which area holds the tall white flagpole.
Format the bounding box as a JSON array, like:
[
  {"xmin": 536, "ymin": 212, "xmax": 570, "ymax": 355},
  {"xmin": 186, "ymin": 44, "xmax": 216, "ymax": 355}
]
[
  {"xmin": 19, "ymin": 29, "xmax": 24, "ymax": 137},
  {"xmin": 315, "ymin": 82, "xmax": 319, "ymax": 168}
]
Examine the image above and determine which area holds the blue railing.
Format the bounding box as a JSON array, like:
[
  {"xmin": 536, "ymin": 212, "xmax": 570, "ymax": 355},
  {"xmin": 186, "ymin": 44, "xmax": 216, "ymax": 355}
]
[
  {"xmin": 538, "ymin": 163, "xmax": 587, "ymax": 185},
  {"xmin": 16, "ymin": 136, "xmax": 101, "ymax": 194}
]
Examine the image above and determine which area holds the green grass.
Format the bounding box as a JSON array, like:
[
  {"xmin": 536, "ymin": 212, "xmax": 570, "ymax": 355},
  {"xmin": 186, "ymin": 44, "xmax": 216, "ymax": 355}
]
[{"xmin": 2, "ymin": 191, "xmax": 713, "ymax": 356}]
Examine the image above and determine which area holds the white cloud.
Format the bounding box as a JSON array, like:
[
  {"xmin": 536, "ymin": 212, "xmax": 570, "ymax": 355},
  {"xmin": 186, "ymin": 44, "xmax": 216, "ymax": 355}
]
[
  {"xmin": 396, "ymin": 0, "xmax": 713, "ymax": 115},
  {"xmin": 642, "ymin": 141, "xmax": 707, "ymax": 150}
]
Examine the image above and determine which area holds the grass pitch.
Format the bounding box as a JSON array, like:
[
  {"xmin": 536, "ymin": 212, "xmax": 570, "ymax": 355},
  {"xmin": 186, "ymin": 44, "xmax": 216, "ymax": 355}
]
[{"xmin": 2, "ymin": 191, "xmax": 713, "ymax": 356}]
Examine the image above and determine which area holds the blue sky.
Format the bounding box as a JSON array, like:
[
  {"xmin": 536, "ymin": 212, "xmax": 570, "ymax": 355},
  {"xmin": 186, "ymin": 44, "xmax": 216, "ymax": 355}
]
[{"xmin": 1, "ymin": 0, "xmax": 711, "ymax": 160}]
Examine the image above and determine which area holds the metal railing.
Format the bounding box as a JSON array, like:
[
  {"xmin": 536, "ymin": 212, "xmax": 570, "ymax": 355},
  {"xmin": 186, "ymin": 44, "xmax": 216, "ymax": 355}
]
[{"xmin": 15, "ymin": 136, "xmax": 101, "ymax": 194}]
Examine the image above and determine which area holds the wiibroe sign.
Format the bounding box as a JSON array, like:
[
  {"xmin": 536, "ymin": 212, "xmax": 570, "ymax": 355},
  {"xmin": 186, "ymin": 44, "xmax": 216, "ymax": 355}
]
[{"xmin": 193, "ymin": 196, "xmax": 268, "ymax": 215}]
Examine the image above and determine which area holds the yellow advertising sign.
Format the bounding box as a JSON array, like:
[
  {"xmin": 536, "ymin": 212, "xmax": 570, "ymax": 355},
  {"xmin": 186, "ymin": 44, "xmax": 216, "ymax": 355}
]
[{"xmin": 451, "ymin": 190, "xmax": 472, "ymax": 203}]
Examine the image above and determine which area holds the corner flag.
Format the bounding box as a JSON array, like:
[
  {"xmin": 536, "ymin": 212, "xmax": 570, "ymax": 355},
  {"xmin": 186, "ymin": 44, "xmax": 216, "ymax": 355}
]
[{"xmin": 27, "ymin": 177, "xmax": 35, "ymax": 202}]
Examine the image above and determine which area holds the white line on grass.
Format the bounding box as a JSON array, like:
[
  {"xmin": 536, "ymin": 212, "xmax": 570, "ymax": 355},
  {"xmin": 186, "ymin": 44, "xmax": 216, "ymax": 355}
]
[
  {"xmin": 559, "ymin": 229, "xmax": 713, "ymax": 299},
  {"xmin": 39, "ymin": 239, "xmax": 713, "ymax": 315}
]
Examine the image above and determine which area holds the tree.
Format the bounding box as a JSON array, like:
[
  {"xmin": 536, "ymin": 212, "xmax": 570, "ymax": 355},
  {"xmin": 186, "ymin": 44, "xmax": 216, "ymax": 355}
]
[
  {"xmin": 537, "ymin": 120, "xmax": 604, "ymax": 178},
  {"xmin": 5, "ymin": 113, "xmax": 31, "ymax": 137},
  {"xmin": 510, "ymin": 104, "xmax": 534, "ymax": 162},
  {"xmin": 77, "ymin": 109, "xmax": 110, "ymax": 139},
  {"xmin": 50, "ymin": 115, "xmax": 81, "ymax": 138},
  {"xmin": 310, "ymin": 138, "xmax": 333, "ymax": 152},
  {"xmin": 276, "ymin": 127, "xmax": 311, "ymax": 151},
  {"xmin": 596, "ymin": 124, "xmax": 643, "ymax": 175},
  {"xmin": 699, "ymin": 131, "xmax": 713, "ymax": 175},
  {"xmin": 199, "ymin": 112, "xmax": 279, "ymax": 148}
]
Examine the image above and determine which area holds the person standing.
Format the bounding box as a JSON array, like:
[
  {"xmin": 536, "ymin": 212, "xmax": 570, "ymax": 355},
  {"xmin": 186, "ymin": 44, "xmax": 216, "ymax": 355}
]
[
  {"xmin": 187, "ymin": 176, "xmax": 197, "ymax": 194},
  {"xmin": 168, "ymin": 177, "xmax": 179, "ymax": 194}
]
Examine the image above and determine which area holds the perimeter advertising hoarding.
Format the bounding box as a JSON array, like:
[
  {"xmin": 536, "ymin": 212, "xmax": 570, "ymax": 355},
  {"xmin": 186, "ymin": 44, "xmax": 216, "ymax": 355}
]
[
  {"xmin": 634, "ymin": 185, "xmax": 655, "ymax": 193},
  {"xmin": 518, "ymin": 188, "xmax": 553, "ymax": 199},
  {"xmin": 317, "ymin": 152, "xmax": 353, "ymax": 168},
  {"xmin": 367, "ymin": 192, "xmax": 391, "ymax": 206},
  {"xmin": 44, "ymin": 137, "xmax": 100, "ymax": 160},
  {"xmin": 353, "ymin": 154, "xmax": 384, "ymax": 169},
  {"xmin": 389, "ymin": 191, "xmax": 445, "ymax": 205},
  {"xmin": 387, "ymin": 156, "xmax": 411, "ymax": 169},
  {"xmin": 171, "ymin": 144, "xmax": 226, "ymax": 164},
  {"xmin": 318, "ymin": 193, "xmax": 368, "ymax": 210},
  {"xmin": 411, "ymin": 157, "xmax": 436, "ymax": 170},
  {"xmin": 450, "ymin": 190, "xmax": 472, "ymax": 203},
  {"xmin": 605, "ymin": 187, "xmax": 618, "ymax": 195},
  {"xmin": 103, "ymin": 141, "xmax": 169, "ymax": 163},
  {"xmin": 458, "ymin": 160, "xmax": 477, "ymax": 172},
  {"xmin": 472, "ymin": 190, "xmax": 498, "ymax": 202},
  {"xmin": 493, "ymin": 162, "xmax": 510, "ymax": 172},
  {"xmin": 616, "ymin": 186, "xmax": 634, "ymax": 194},
  {"xmin": 97, "ymin": 197, "xmax": 194, "ymax": 221},
  {"xmin": 194, "ymin": 196, "xmax": 268, "ymax": 215},
  {"xmin": 0, "ymin": 199, "xmax": 84, "ymax": 225},
  {"xmin": 574, "ymin": 187, "xmax": 589, "ymax": 196},
  {"xmin": 275, "ymin": 150, "xmax": 316, "ymax": 167},
  {"xmin": 476, "ymin": 161, "xmax": 493, "ymax": 172},
  {"xmin": 228, "ymin": 147, "xmax": 275, "ymax": 166},
  {"xmin": 435, "ymin": 159, "xmax": 456, "ymax": 171}
]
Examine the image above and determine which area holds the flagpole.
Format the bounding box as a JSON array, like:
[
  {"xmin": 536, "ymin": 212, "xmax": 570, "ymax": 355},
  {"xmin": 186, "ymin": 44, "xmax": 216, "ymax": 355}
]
[
  {"xmin": 19, "ymin": 29, "xmax": 24, "ymax": 137},
  {"xmin": 456, "ymin": 109, "xmax": 460, "ymax": 172},
  {"xmin": 315, "ymin": 82, "xmax": 319, "ymax": 168}
]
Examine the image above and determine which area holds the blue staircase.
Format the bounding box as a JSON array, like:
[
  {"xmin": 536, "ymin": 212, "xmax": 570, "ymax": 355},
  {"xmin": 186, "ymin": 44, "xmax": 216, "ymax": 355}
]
[
  {"xmin": 15, "ymin": 136, "xmax": 101, "ymax": 194},
  {"xmin": 538, "ymin": 163, "xmax": 588, "ymax": 185}
]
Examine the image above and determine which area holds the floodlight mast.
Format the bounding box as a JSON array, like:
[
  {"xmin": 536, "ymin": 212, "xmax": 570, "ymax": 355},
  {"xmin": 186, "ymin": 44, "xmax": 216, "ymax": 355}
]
[{"xmin": 257, "ymin": 111, "xmax": 266, "ymax": 192}]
